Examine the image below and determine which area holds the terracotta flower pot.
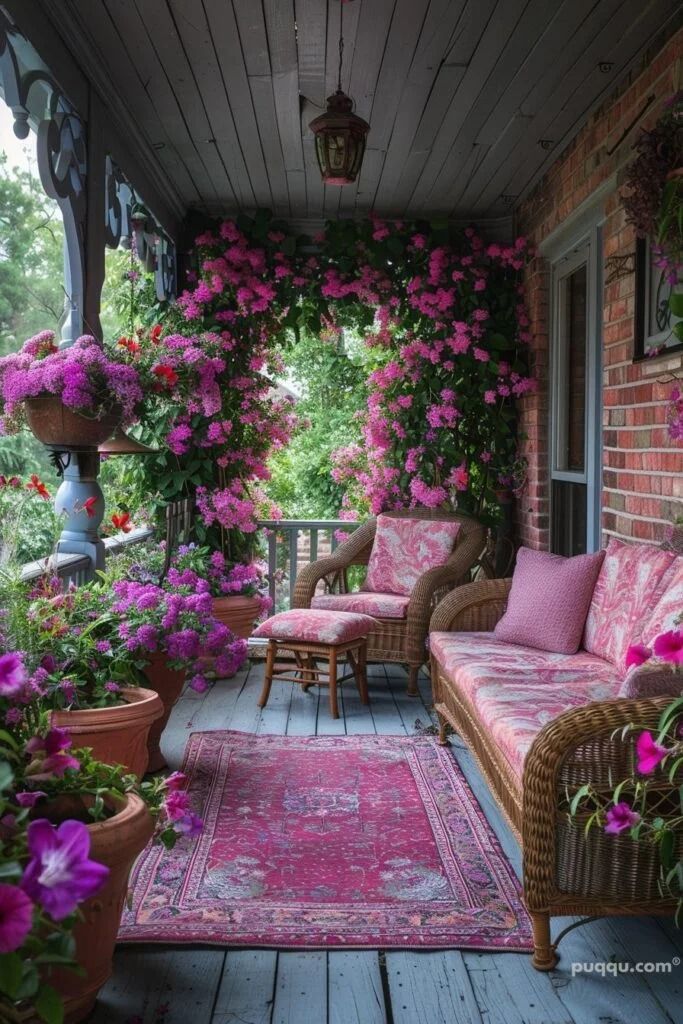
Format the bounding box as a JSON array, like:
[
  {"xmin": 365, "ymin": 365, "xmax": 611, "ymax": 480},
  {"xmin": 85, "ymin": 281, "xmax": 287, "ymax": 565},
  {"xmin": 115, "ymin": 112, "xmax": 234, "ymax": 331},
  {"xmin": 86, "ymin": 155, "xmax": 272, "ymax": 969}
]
[
  {"xmin": 52, "ymin": 793, "xmax": 154, "ymax": 1023},
  {"xmin": 142, "ymin": 652, "xmax": 186, "ymax": 772},
  {"xmin": 24, "ymin": 396, "xmax": 121, "ymax": 448},
  {"xmin": 212, "ymin": 595, "xmax": 262, "ymax": 640},
  {"xmin": 51, "ymin": 687, "xmax": 163, "ymax": 779}
]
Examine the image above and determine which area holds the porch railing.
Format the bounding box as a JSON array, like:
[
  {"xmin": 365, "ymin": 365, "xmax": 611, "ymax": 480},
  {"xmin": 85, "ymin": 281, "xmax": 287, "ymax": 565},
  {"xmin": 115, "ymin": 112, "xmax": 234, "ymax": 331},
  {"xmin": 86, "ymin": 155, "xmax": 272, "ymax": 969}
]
[
  {"xmin": 257, "ymin": 519, "xmax": 359, "ymax": 610},
  {"xmin": 19, "ymin": 527, "xmax": 154, "ymax": 588}
]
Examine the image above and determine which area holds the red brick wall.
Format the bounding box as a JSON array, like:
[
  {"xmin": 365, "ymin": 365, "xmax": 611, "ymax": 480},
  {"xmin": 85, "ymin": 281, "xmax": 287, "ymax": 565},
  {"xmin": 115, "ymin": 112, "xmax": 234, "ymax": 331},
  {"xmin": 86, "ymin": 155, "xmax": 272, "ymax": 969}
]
[{"xmin": 515, "ymin": 29, "xmax": 683, "ymax": 550}]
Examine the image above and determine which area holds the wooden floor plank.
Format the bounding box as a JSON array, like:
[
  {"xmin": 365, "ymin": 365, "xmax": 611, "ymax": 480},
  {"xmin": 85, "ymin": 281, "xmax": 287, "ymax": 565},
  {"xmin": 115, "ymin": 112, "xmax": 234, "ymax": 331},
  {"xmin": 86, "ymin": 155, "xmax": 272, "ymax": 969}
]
[
  {"xmin": 271, "ymin": 951, "xmax": 327, "ymax": 1024},
  {"xmin": 328, "ymin": 951, "xmax": 386, "ymax": 1024},
  {"xmin": 465, "ymin": 951, "xmax": 573, "ymax": 1024},
  {"xmin": 386, "ymin": 951, "xmax": 483, "ymax": 1024},
  {"xmin": 91, "ymin": 947, "xmax": 225, "ymax": 1023},
  {"xmin": 211, "ymin": 949, "xmax": 278, "ymax": 1024}
]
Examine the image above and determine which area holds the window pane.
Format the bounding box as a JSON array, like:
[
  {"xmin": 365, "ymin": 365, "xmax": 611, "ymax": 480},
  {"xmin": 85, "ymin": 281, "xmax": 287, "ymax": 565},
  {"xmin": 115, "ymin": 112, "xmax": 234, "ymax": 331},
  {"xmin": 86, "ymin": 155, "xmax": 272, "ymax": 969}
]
[
  {"xmin": 556, "ymin": 264, "xmax": 587, "ymax": 472},
  {"xmin": 551, "ymin": 480, "xmax": 587, "ymax": 556}
]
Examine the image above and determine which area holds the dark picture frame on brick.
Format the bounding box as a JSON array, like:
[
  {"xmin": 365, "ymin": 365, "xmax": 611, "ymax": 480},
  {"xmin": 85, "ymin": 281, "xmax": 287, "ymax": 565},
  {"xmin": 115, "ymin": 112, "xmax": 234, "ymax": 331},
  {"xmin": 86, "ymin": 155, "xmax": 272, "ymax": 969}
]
[{"xmin": 634, "ymin": 236, "xmax": 683, "ymax": 359}]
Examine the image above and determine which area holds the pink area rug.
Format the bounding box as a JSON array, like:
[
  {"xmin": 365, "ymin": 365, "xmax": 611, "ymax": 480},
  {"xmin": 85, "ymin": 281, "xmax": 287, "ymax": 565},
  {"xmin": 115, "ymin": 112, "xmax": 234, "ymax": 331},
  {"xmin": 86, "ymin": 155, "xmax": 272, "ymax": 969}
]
[{"xmin": 119, "ymin": 731, "xmax": 532, "ymax": 951}]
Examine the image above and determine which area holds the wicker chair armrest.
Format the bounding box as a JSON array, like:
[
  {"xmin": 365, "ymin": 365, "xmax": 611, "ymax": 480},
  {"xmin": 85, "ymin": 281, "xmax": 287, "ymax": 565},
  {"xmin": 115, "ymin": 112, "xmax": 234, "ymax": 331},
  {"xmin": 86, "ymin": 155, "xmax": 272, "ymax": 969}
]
[
  {"xmin": 429, "ymin": 578, "xmax": 512, "ymax": 633},
  {"xmin": 291, "ymin": 520, "xmax": 376, "ymax": 608},
  {"xmin": 522, "ymin": 696, "xmax": 673, "ymax": 911}
]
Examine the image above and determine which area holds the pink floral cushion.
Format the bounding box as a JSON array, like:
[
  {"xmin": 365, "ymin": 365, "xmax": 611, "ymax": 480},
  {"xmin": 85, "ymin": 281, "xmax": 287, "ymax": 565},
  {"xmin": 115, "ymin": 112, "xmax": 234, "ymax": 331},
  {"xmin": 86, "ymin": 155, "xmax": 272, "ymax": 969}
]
[
  {"xmin": 311, "ymin": 591, "xmax": 410, "ymax": 619},
  {"xmin": 253, "ymin": 609, "xmax": 378, "ymax": 645},
  {"xmin": 431, "ymin": 631, "xmax": 621, "ymax": 778},
  {"xmin": 641, "ymin": 555, "xmax": 683, "ymax": 647},
  {"xmin": 582, "ymin": 538, "xmax": 677, "ymax": 671},
  {"xmin": 493, "ymin": 547, "xmax": 605, "ymax": 654},
  {"xmin": 364, "ymin": 515, "xmax": 461, "ymax": 596}
]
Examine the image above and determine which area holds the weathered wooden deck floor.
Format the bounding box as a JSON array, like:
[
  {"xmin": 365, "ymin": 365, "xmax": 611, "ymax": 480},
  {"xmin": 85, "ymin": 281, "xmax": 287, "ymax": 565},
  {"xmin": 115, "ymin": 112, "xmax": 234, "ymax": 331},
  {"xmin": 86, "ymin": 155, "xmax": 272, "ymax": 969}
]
[{"xmin": 91, "ymin": 661, "xmax": 682, "ymax": 1024}]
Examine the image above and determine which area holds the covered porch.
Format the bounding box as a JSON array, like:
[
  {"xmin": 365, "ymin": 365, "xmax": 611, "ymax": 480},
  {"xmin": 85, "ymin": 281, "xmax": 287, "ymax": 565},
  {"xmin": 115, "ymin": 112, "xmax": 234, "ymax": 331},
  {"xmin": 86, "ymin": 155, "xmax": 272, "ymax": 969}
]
[{"xmin": 0, "ymin": 2, "xmax": 681, "ymax": 1023}]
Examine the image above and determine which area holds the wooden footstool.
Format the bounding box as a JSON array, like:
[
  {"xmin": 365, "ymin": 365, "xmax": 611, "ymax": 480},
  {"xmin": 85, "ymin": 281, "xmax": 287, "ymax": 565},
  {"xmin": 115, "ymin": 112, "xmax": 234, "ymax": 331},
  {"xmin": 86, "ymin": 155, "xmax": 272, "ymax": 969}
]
[{"xmin": 252, "ymin": 609, "xmax": 379, "ymax": 719}]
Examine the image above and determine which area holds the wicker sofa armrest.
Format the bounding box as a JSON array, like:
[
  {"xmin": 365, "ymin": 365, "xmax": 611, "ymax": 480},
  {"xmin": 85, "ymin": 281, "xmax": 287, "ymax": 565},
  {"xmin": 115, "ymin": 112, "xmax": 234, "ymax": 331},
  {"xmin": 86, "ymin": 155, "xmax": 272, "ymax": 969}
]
[
  {"xmin": 522, "ymin": 696, "xmax": 674, "ymax": 914},
  {"xmin": 292, "ymin": 521, "xmax": 376, "ymax": 608},
  {"xmin": 429, "ymin": 578, "xmax": 512, "ymax": 633}
]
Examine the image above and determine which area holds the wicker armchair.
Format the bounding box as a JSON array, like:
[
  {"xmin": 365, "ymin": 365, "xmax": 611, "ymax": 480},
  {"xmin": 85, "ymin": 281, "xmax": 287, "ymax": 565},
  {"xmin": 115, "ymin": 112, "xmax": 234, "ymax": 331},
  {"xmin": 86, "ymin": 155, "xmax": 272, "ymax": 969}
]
[
  {"xmin": 430, "ymin": 580, "xmax": 679, "ymax": 970},
  {"xmin": 293, "ymin": 510, "xmax": 486, "ymax": 694}
]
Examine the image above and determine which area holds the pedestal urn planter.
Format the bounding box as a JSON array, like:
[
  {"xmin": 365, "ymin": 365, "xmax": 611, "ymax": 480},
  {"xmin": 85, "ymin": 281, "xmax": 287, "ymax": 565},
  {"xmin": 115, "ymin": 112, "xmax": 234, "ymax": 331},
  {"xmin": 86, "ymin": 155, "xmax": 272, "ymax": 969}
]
[
  {"xmin": 51, "ymin": 687, "xmax": 163, "ymax": 778},
  {"xmin": 142, "ymin": 653, "xmax": 187, "ymax": 772},
  {"xmin": 24, "ymin": 396, "xmax": 120, "ymax": 449},
  {"xmin": 48, "ymin": 794, "xmax": 154, "ymax": 1023},
  {"xmin": 212, "ymin": 595, "xmax": 262, "ymax": 640}
]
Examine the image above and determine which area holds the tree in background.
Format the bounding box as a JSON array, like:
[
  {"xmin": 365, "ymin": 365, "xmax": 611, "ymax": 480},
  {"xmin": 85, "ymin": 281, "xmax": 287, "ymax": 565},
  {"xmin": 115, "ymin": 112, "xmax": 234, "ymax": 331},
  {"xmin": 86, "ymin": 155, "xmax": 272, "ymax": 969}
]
[
  {"xmin": 266, "ymin": 329, "xmax": 366, "ymax": 519},
  {"xmin": 0, "ymin": 152, "xmax": 64, "ymax": 482}
]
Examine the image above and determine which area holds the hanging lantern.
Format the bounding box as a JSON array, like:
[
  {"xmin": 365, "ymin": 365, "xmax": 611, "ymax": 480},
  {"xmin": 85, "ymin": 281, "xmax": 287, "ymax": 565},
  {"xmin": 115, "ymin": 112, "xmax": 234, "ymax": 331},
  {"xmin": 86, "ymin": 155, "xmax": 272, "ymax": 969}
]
[{"xmin": 308, "ymin": 0, "xmax": 369, "ymax": 186}]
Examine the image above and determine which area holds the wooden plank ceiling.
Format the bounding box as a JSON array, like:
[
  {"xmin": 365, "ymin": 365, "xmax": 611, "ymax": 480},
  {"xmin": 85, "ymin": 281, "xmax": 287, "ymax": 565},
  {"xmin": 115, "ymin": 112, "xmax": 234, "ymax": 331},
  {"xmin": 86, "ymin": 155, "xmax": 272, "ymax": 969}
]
[{"xmin": 58, "ymin": 0, "xmax": 677, "ymax": 222}]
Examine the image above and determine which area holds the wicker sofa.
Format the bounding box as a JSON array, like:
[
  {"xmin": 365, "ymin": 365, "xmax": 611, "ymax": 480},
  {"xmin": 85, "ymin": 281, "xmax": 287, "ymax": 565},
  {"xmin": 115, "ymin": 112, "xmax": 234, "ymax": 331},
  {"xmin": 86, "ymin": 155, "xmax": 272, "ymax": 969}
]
[
  {"xmin": 293, "ymin": 510, "xmax": 486, "ymax": 693},
  {"xmin": 429, "ymin": 540, "xmax": 682, "ymax": 971}
]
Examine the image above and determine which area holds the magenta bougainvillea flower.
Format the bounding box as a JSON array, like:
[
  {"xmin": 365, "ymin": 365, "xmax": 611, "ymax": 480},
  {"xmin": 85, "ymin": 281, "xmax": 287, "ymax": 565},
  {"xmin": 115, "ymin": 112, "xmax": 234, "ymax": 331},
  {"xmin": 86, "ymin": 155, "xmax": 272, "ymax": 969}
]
[
  {"xmin": 0, "ymin": 652, "xmax": 28, "ymax": 697},
  {"xmin": 604, "ymin": 802, "xmax": 641, "ymax": 835},
  {"xmin": 0, "ymin": 883, "xmax": 34, "ymax": 952},
  {"xmin": 635, "ymin": 731, "xmax": 669, "ymax": 775},
  {"xmin": 20, "ymin": 819, "xmax": 109, "ymax": 920},
  {"xmin": 625, "ymin": 643, "xmax": 653, "ymax": 669},
  {"xmin": 24, "ymin": 727, "xmax": 80, "ymax": 780},
  {"xmin": 653, "ymin": 629, "xmax": 683, "ymax": 665}
]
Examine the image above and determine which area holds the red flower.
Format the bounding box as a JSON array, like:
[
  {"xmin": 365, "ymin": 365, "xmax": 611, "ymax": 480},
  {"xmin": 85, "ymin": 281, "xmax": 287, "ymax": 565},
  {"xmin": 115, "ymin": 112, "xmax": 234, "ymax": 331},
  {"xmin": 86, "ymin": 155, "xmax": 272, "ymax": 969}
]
[
  {"xmin": 83, "ymin": 496, "xmax": 98, "ymax": 519},
  {"xmin": 117, "ymin": 336, "xmax": 141, "ymax": 355},
  {"xmin": 150, "ymin": 324, "xmax": 163, "ymax": 343},
  {"xmin": 152, "ymin": 364, "xmax": 179, "ymax": 387},
  {"xmin": 26, "ymin": 475, "xmax": 50, "ymax": 500},
  {"xmin": 111, "ymin": 512, "xmax": 132, "ymax": 533}
]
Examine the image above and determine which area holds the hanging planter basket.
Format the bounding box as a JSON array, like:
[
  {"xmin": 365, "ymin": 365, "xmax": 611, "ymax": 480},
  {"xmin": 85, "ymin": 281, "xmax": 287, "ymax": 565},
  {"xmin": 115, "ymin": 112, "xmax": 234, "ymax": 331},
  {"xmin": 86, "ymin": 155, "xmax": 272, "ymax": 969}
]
[{"xmin": 24, "ymin": 395, "xmax": 122, "ymax": 449}]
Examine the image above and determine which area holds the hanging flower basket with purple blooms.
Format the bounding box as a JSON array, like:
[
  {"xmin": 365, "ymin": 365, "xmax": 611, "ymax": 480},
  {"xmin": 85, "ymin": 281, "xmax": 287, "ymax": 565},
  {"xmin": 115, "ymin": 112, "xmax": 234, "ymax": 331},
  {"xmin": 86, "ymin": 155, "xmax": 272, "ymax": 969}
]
[{"xmin": 0, "ymin": 332, "xmax": 144, "ymax": 447}]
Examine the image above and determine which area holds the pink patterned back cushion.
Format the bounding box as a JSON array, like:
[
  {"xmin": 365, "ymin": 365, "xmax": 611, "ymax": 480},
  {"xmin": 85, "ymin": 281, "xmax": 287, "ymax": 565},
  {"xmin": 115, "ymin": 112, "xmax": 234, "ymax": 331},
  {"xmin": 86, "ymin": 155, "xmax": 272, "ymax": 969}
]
[
  {"xmin": 494, "ymin": 547, "xmax": 605, "ymax": 655},
  {"xmin": 583, "ymin": 538, "xmax": 676, "ymax": 670},
  {"xmin": 364, "ymin": 515, "xmax": 461, "ymax": 597},
  {"xmin": 641, "ymin": 555, "xmax": 683, "ymax": 647}
]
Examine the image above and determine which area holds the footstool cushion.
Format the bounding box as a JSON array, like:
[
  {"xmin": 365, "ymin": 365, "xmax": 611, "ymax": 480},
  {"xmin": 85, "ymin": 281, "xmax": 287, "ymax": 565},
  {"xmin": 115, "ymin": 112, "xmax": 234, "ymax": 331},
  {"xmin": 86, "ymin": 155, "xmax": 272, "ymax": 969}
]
[{"xmin": 253, "ymin": 609, "xmax": 378, "ymax": 645}]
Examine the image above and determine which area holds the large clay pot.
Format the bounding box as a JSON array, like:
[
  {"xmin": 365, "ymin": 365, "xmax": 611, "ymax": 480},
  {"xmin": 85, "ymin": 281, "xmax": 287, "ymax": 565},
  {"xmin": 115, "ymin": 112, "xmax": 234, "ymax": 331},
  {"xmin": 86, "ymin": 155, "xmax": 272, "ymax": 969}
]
[
  {"xmin": 212, "ymin": 595, "xmax": 262, "ymax": 639},
  {"xmin": 54, "ymin": 794, "xmax": 153, "ymax": 1023},
  {"xmin": 51, "ymin": 687, "xmax": 163, "ymax": 779},
  {"xmin": 142, "ymin": 652, "xmax": 186, "ymax": 772},
  {"xmin": 24, "ymin": 396, "xmax": 121, "ymax": 449}
]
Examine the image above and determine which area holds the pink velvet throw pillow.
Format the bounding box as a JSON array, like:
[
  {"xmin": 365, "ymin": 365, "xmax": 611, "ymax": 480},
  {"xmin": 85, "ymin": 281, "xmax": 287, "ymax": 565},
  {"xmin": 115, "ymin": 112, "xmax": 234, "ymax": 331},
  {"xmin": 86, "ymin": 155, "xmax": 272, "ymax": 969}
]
[
  {"xmin": 494, "ymin": 547, "xmax": 606, "ymax": 655},
  {"xmin": 364, "ymin": 515, "xmax": 461, "ymax": 596}
]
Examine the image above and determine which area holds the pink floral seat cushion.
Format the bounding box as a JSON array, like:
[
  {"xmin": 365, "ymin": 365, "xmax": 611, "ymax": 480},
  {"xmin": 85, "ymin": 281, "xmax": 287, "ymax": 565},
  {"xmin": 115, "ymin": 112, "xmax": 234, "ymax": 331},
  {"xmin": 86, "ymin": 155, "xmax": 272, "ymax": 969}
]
[
  {"xmin": 311, "ymin": 591, "xmax": 410, "ymax": 619},
  {"xmin": 582, "ymin": 538, "xmax": 676, "ymax": 672},
  {"xmin": 641, "ymin": 555, "xmax": 683, "ymax": 646},
  {"xmin": 364, "ymin": 515, "xmax": 461, "ymax": 596},
  {"xmin": 253, "ymin": 609, "xmax": 379, "ymax": 645},
  {"xmin": 430, "ymin": 631, "xmax": 621, "ymax": 779}
]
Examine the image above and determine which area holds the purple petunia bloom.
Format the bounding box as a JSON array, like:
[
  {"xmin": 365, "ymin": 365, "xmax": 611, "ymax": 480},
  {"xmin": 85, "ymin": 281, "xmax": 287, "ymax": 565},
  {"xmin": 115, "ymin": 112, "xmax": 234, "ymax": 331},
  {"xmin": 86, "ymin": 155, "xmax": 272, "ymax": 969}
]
[
  {"xmin": 20, "ymin": 819, "xmax": 109, "ymax": 920},
  {"xmin": 0, "ymin": 883, "xmax": 34, "ymax": 952},
  {"xmin": 604, "ymin": 802, "xmax": 641, "ymax": 835},
  {"xmin": 15, "ymin": 791, "xmax": 47, "ymax": 808},
  {"xmin": 0, "ymin": 652, "xmax": 28, "ymax": 697},
  {"xmin": 25, "ymin": 727, "xmax": 80, "ymax": 780}
]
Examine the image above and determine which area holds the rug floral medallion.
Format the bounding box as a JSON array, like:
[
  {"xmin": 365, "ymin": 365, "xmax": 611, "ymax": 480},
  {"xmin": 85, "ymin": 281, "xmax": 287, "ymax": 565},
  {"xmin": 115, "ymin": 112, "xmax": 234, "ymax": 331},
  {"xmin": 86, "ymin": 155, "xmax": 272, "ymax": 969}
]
[{"xmin": 119, "ymin": 731, "xmax": 532, "ymax": 951}]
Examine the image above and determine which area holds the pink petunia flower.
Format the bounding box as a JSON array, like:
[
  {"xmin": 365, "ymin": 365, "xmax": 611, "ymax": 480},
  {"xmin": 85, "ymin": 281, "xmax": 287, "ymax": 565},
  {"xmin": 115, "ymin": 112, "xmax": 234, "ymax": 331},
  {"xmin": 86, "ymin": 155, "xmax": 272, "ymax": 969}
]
[
  {"xmin": 164, "ymin": 771, "xmax": 187, "ymax": 792},
  {"xmin": 604, "ymin": 802, "xmax": 641, "ymax": 835},
  {"xmin": 0, "ymin": 884, "xmax": 34, "ymax": 952},
  {"xmin": 625, "ymin": 644, "xmax": 652, "ymax": 669},
  {"xmin": 653, "ymin": 629, "xmax": 683, "ymax": 665},
  {"xmin": 20, "ymin": 819, "xmax": 109, "ymax": 920},
  {"xmin": 0, "ymin": 652, "xmax": 28, "ymax": 697},
  {"xmin": 635, "ymin": 731, "xmax": 669, "ymax": 775}
]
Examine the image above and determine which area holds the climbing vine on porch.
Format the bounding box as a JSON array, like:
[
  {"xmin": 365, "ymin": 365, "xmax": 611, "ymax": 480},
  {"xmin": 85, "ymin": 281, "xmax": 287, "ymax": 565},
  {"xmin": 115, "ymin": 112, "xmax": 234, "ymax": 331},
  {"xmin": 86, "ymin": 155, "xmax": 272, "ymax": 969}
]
[{"xmin": 116, "ymin": 212, "xmax": 533, "ymax": 553}]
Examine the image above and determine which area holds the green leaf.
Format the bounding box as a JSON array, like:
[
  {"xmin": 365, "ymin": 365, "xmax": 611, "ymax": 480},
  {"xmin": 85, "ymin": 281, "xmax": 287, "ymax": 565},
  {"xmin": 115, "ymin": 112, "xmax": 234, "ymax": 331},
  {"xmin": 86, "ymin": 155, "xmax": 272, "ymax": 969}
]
[
  {"xmin": 0, "ymin": 953, "xmax": 23, "ymax": 1000},
  {"xmin": 673, "ymin": 321, "xmax": 683, "ymax": 343},
  {"xmin": 669, "ymin": 291, "xmax": 683, "ymax": 318},
  {"xmin": 35, "ymin": 983, "xmax": 64, "ymax": 1024},
  {"xmin": 660, "ymin": 828, "xmax": 675, "ymax": 869},
  {"xmin": 0, "ymin": 762, "xmax": 13, "ymax": 791},
  {"xmin": 569, "ymin": 784, "xmax": 591, "ymax": 815}
]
